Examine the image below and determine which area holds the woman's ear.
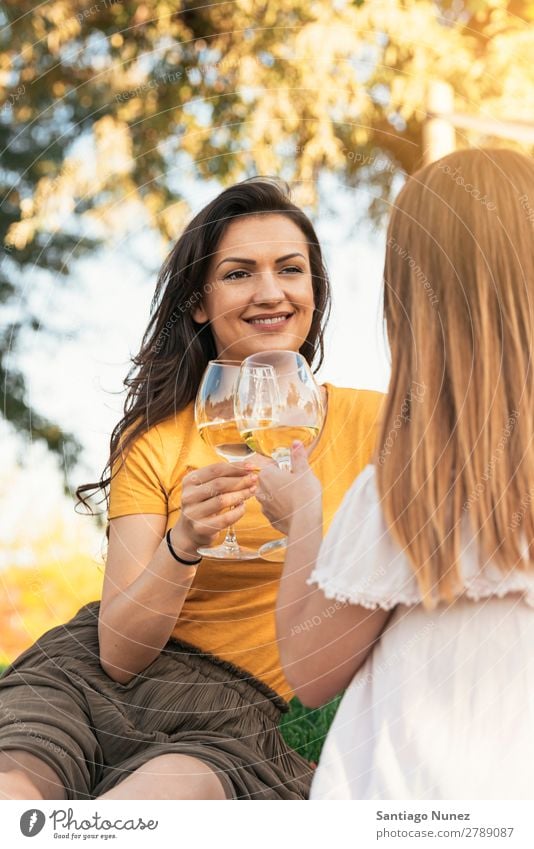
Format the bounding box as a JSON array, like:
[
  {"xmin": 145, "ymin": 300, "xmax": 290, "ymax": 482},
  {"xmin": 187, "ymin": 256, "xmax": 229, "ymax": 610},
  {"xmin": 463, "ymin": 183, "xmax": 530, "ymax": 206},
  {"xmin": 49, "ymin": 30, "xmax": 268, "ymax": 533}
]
[{"xmin": 192, "ymin": 301, "xmax": 208, "ymax": 323}]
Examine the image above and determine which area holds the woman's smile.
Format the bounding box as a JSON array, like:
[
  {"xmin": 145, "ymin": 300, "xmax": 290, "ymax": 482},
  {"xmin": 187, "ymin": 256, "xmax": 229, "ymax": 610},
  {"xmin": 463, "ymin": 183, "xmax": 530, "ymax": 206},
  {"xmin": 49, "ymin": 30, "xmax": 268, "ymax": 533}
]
[{"xmin": 242, "ymin": 311, "xmax": 295, "ymax": 331}]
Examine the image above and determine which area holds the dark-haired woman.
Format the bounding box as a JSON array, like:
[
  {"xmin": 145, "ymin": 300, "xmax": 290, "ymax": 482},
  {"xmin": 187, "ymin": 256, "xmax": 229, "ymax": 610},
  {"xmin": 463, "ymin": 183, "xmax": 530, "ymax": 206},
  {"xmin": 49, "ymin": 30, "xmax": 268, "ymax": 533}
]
[{"xmin": 0, "ymin": 178, "xmax": 384, "ymax": 801}]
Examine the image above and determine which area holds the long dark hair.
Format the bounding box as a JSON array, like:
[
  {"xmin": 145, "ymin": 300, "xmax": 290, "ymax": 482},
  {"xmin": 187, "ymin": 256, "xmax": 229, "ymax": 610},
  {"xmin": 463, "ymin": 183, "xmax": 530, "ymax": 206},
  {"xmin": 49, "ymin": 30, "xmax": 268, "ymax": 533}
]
[{"xmin": 76, "ymin": 176, "xmax": 331, "ymax": 519}]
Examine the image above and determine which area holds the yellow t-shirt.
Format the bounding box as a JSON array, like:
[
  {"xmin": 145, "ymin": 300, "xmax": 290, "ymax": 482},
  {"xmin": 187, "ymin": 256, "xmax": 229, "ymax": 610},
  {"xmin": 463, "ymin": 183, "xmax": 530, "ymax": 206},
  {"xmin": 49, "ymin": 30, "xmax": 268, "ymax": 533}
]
[{"xmin": 108, "ymin": 383, "xmax": 385, "ymax": 699}]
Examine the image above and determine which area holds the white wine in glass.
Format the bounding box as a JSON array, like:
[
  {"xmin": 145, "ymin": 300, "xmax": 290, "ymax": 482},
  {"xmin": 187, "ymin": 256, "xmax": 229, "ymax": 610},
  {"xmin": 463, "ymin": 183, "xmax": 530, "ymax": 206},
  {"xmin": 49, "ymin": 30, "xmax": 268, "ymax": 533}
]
[
  {"xmin": 195, "ymin": 360, "xmax": 258, "ymax": 560},
  {"xmin": 241, "ymin": 423, "xmax": 320, "ymax": 461},
  {"xmin": 197, "ymin": 419, "xmax": 253, "ymax": 462},
  {"xmin": 235, "ymin": 351, "xmax": 325, "ymax": 560}
]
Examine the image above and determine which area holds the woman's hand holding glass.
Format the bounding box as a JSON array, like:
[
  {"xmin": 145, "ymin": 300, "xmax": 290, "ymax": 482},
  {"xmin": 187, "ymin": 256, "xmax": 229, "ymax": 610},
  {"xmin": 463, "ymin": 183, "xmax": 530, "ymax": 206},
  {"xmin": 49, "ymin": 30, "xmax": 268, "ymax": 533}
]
[
  {"xmin": 255, "ymin": 440, "xmax": 322, "ymax": 535},
  {"xmin": 194, "ymin": 360, "xmax": 259, "ymax": 559},
  {"xmin": 171, "ymin": 462, "xmax": 259, "ymax": 557}
]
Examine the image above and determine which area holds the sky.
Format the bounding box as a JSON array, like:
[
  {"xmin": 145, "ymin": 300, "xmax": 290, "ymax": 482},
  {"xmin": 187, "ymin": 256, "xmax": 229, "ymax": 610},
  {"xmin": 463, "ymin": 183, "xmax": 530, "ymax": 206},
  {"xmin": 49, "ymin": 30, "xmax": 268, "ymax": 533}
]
[{"xmin": 2, "ymin": 176, "xmax": 392, "ymax": 562}]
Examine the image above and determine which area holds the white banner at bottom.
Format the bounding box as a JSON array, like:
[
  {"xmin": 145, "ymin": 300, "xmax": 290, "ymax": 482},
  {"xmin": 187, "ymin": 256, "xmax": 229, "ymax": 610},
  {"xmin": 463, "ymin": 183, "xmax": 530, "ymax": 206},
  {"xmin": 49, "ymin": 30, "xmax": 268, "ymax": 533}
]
[{"xmin": 2, "ymin": 799, "xmax": 533, "ymax": 848}]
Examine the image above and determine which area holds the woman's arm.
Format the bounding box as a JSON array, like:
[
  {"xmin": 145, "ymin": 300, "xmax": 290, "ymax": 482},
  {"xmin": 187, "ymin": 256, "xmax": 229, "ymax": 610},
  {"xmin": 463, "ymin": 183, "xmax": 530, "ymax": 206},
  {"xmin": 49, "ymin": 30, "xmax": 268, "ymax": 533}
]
[
  {"xmin": 258, "ymin": 442, "xmax": 391, "ymax": 708},
  {"xmin": 98, "ymin": 515, "xmax": 198, "ymax": 684},
  {"xmin": 99, "ymin": 461, "xmax": 258, "ymax": 684}
]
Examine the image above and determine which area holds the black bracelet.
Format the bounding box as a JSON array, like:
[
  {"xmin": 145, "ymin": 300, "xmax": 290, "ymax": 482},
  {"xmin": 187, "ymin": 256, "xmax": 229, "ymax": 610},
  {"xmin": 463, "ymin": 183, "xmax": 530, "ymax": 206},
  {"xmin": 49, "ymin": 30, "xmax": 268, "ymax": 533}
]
[{"xmin": 166, "ymin": 529, "xmax": 202, "ymax": 566}]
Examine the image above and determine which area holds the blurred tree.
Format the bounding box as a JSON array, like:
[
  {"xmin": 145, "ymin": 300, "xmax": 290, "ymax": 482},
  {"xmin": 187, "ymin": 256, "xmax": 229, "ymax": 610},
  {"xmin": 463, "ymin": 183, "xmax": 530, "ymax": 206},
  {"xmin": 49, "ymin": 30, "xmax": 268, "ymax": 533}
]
[
  {"xmin": 0, "ymin": 552, "xmax": 103, "ymax": 664},
  {"xmin": 1, "ymin": 0, "xmax": 534, "ymax": 469},
  {"xmin": 0, "ymin": 434, "xmax": 104, "ymax": 662}
]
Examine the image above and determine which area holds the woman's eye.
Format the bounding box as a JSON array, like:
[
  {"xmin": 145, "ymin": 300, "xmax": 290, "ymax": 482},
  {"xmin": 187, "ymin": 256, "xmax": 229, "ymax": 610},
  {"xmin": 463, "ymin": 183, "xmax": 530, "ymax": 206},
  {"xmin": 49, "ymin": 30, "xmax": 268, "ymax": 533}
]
[
  {"xmin": 224, "ymin": 269, "xmax": 250, "ymax": 281},
  {"xmin": 223, "ymin": 266, "xmax": 304, "ymax": 281}
]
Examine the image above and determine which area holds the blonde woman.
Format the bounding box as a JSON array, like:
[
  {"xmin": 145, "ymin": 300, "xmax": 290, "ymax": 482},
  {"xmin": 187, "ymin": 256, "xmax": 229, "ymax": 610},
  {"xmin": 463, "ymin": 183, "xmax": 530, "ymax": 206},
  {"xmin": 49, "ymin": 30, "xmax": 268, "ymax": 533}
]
[{"xmin": 257, "ymin": 149, "xmax": 534, "ymax": 799}]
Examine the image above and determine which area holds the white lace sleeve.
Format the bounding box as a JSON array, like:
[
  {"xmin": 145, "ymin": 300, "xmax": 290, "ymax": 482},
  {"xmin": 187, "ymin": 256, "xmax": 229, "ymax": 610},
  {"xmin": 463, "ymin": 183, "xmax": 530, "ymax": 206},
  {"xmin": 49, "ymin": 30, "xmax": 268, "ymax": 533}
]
[
  {"xmin": 307, "ymin": 464, "xmax": 421, "ymax": 610},
  {"xmin": 307, "ymin": 464, "xmax": 534, "ymax": 610}
]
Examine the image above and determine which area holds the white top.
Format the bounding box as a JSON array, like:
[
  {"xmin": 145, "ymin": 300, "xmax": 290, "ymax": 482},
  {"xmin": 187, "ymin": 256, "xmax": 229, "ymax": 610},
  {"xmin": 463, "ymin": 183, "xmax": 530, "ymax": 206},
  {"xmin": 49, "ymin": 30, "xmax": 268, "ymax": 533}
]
[{"xmin": 307, "ymin": 464, "xmax": 534, "ymax": 800}]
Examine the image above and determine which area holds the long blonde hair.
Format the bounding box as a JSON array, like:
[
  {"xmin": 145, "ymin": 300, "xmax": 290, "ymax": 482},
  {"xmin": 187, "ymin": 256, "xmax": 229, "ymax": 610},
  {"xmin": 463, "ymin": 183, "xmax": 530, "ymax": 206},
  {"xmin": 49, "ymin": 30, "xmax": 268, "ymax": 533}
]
[{"xmin": 376, "ymin": 148, "xmax": 534, "ymax": 607}]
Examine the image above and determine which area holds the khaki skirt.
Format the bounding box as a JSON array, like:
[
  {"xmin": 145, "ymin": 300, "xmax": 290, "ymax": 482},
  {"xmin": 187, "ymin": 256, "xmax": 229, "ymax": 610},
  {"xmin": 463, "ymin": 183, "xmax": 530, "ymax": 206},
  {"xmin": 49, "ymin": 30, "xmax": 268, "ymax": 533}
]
[{"xmin": 0, "ymin": 602, "xmax": 313, "ymax": 800}]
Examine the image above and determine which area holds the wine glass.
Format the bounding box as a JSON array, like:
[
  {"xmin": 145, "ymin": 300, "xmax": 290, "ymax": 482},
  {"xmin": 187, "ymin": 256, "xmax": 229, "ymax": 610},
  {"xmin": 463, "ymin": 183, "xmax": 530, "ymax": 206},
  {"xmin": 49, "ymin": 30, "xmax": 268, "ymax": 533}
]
[
  {"xmin": 234, "ymin": 350, "xmax": 325, "ymax": 561},
  {"xmin": 195, "ymin": 360, "xmax": 258, "ymax": 560}
]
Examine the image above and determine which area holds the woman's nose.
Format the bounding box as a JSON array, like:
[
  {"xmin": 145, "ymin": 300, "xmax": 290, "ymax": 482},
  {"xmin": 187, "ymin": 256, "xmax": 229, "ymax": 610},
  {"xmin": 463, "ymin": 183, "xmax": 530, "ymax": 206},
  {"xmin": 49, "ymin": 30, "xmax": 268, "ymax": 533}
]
[{"xmin": 253, "ymin": 270, "xmax": 285, "ymax": 302}]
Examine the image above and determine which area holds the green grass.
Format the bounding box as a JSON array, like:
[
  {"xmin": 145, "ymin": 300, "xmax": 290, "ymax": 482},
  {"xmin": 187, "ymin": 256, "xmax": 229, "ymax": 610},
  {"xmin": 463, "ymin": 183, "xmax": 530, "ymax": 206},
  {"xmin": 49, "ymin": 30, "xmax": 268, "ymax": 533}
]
[
  {"xmin": 0, "ymin": 664, "xmax": 339, "ymax": 765},
  {"xmin": 279, "ymin": 695, "xmax": 341, "ymax": 764}
]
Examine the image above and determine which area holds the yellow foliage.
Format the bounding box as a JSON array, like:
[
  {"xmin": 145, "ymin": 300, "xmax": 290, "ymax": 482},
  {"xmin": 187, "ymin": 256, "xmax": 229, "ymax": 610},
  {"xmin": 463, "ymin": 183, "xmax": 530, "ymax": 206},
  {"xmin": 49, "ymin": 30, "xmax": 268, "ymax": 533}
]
[
  {"xmin": 0, "ymin": 555, "xmax": 104, "ymax": 666},
  {"xmin": 4, "ymin": 0, "xmax": 534, "ymax": 238}
]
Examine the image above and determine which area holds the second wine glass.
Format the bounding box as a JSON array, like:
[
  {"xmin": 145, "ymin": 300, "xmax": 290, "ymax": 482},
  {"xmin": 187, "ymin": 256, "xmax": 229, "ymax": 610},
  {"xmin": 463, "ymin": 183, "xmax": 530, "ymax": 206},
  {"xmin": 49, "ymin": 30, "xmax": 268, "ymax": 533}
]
[
  {"xmin": 195, "ymin": 360, "xmax": 258, "ymax": 560},
  {"xmin": 234, "ymin": 350, "xmax": 325, "ymax": 561}
]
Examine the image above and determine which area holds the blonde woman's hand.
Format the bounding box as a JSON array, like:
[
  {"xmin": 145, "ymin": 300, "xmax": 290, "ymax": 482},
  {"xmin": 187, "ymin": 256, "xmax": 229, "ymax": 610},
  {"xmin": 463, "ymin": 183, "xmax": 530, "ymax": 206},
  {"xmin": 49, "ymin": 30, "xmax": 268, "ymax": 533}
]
[
  {"xmin": 171, "ymin": 461, "xmax": 258, "ymax": 554},
  {"xmin": 255, "ymin": 441, "xmax": 322, "ymax": 535}
]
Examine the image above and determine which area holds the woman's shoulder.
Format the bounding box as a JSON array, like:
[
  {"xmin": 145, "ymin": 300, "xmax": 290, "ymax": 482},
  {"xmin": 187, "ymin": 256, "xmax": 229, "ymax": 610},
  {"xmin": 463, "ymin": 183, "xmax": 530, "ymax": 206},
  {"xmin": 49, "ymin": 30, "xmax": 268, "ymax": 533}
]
[
  {"xmin": 322, "ymin": 384, "xmax": 385, "ymax": 466},
  {"xmin": 325, "ymin": 383, "xmax": 386, "ymax": 424},
  {"xmin": 117, "ymin": 405, "xmax": 196, "ymax": 478},
  {"xmin": 308, "ymin": 463, "xmax": 534, "ymax": 611},
  {"xmin": 151, "ymin": 404, "xmax": 195, "ymax": 442},
  {"xmin": 307, "ymin": 463, "xmax": 418, "ymax": 610},
  {"xmin": 121, "ymin": 405, "xmax": 193, "ymax": 448}
]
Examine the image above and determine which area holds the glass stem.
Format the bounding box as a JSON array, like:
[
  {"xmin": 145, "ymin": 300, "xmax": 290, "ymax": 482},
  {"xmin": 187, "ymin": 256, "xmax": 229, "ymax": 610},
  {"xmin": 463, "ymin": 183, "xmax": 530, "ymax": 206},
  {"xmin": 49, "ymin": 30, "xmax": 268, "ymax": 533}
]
[{"xmin": 223, "ymin": 525, "xmax": 239, "ymax": 552}]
